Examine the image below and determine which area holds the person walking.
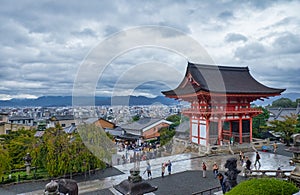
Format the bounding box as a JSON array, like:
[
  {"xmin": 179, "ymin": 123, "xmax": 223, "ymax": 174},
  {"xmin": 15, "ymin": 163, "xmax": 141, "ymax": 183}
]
[
  {"xmin": 161, "ymin": 163, "xmax": 166, "ymax": 178},
  {"xmin": 245, "ymin": 156, "xmax": 252, "ymax": 174},
  {"xmin": 254, "ymin": 151, "xmax": 261, "ymax": 167},
  {"xmin": 143, "ymin": 162, "xmax": 152, "ymax": 179},
  {"xmin": 212, "ymin": 162, "xmax": 219, "ymax": 178},
  {"xmin": 202, "ymin": 162, "xmax": 207, "ymax": 178},
  {"xmin": 239, "ymin": 151, "xmax": 244, "ymax": 165},
  {"xmin": 230, "ymin": 136, "xmax": 234, "ymax": 146},
  {"xmin": 273, "ymin": 142, "xmax": 278, "ymax": 153},
  {"xmin": 217, "ymin": 173, "xmax": 226, "ymax": 194},
  {"xmin": 167, "ymin": 160, "xmax": 172, "ymax": 175}
]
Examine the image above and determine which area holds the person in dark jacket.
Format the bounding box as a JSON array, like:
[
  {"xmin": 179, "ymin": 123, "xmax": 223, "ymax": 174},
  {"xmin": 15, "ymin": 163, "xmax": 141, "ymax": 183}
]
[
  {"xmin": 245, "ymin": 156, "xmax": 252, "ymax": 174},
  {"xmin": 254, "ymin": 151, "xmax": 261, "ymax": 167},
  {"xmin": 217, "ymin": 173, "xmax": 227, "ymax": 193}
]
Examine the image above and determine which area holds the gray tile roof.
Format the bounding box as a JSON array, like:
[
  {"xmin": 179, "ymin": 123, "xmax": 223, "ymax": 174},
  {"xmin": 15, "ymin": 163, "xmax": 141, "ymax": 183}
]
[
  {"xmin": 9, "ymin": 116, "xmax": 33, "ymax": 121},
  {"xmin": 162, "ymin": 62, "xmax": 285, "ymax": 96},
  {"xmin": 120, "ymin": 118, "xmax": 171, "ymax": 131},
  {"xmin": 268, "ymin": 106, "xmax": 300, "ymax": 121},
  {"xmin": 52, "ymin": 115, "xmax": 74, "ymax": 121}
]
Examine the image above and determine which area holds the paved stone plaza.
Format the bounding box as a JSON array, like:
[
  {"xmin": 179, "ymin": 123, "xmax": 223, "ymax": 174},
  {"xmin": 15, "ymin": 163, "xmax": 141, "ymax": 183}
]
[{"xmin": 0, "ymin": 143, "xmax": 295, "ymax": 195}]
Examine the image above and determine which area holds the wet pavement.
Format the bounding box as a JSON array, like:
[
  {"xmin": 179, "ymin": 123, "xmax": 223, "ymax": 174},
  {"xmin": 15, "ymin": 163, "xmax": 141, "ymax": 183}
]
[{"xmin": 0, "ymin": 143, "xmax": 296, "ymax": 195}]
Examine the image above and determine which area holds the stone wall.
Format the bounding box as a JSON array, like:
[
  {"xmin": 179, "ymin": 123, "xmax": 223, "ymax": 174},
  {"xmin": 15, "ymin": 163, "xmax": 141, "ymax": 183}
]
[{"xmin": 161, "ymin": 137, "xmax": 258, "ymax": 156}]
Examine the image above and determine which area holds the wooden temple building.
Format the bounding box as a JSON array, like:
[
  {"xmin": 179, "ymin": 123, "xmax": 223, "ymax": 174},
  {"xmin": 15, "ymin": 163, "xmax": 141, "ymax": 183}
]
[{"xmin": 162, "ymin": 62, "xmax": 285, "ymax": 146}]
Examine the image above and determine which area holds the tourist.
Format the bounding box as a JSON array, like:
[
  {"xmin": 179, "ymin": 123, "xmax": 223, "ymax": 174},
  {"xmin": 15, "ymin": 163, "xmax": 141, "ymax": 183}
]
[
  {"xmin": 217, "ymin": 173, "xmax": 226, "ymax": 194},
  {"xmin": 166, "ymin": 160, "xmax": 172, "ymax": 175},
  {"xmin": 276, "ymin": 166, "xmax": 281, "ymax": 177},
  {"xmin": 202, "ymin": 162, "xmax": 207, "ymax": 178},
  {"xmin": 212, "ymin": 162, "xmax": 219, "ymax": 178},
  {"xmin": 161, "ymin": 163, "xmax": 166, "ymax": 177},
  {"xmin": 254, "ymin": 151, "xmax": 261, "ymax": 167},
  {"xmin": 144, "ymin": 162, "xmax": 152, "ymax": 179},
  {"xmin": 245, "ymin": 156, "xmax": 252, "ymax": 174},
  {"xmin": 239, "ymin": 151, "xmax": 244, "ymax": 165},
  {"xmin": 273, "ymin": 142, "xmax": 278, "ymax": 153},
  {"xmin": 230, "ymin": 136, "xmax": 234, "ymax": 146}
]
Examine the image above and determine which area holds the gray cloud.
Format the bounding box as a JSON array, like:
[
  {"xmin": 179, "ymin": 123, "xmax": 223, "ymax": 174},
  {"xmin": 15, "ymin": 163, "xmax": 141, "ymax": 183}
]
[
  {"xmin": 225, "ymin": 33, "xmax": 248, "ymax": 43},
  {"xmin": 273, "ymin": 32, "xmax": 300, "ymax": 54},
  {"xmin": 0, "ymin": 0, "xmax": 300, "ymax": 100},
  {"xmin": 218, "ymin": 11, "xmax": 234, "ymax": 21},
  {"xmin": 235, "ymin": 42, "xmax": 266, "ymax": 59}
]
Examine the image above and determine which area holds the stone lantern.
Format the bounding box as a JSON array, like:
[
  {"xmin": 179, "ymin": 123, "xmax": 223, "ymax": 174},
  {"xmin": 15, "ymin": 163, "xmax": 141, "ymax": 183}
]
[
  {"xmin": 114, "ymin": 153, "xmax": 157, "ymax": 195},
  {"xmin": 23, "ymin": 153, "xmax": 32, "ymax": 175},
  {"xmin": 44, "ymin": 180, "xmax": 59, "ymax": 195}
]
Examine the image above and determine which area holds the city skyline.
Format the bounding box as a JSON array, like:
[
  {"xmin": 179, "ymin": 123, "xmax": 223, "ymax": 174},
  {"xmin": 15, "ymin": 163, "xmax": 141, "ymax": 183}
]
[{"xmin": 1, "ymin": 1, "xmax": 300, "ymax": 101}]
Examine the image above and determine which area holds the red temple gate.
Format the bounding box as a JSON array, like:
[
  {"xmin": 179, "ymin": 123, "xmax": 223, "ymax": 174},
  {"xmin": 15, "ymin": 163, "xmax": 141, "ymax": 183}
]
[{"xmin": 162, "ymin": 62, "xmax": 285, "ymax": 146}]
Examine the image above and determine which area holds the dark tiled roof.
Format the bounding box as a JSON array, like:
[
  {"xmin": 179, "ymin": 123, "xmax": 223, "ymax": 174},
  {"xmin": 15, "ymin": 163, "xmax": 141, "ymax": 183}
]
[
  {"xmin": 9, "ymin": 116, "xmax": 34, "ymax": 121},
  {"xmin": 162, "ymin": 62, "xmax": 285, "ymax": 96},
  {"xmin": 52, "ymin": 115, "xmax": 74, "ymax": 121},
  {"xmin": 120, "ymin": 118, "xmax": 171, "ymax": 131}
]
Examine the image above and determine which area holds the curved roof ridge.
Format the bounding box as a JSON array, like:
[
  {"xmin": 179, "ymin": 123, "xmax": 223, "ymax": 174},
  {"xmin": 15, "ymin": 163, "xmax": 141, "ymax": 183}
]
[{"xmin": 188, "ymin": 61, "xmax": 249, "ymax": 71}]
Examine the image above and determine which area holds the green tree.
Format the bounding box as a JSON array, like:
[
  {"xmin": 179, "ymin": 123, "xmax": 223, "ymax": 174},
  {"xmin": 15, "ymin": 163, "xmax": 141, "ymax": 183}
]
[
  {"xmin": 159, "ymin": 127, "xmax": 175, "ymax": 146},
  {"xmin": 77, "ymin": 124, "xmax": 116, "ymax": 166},
  {"xmin": 166, "ymin": 114, "xmax": 181, "ymax": 128},
  {"xmin": 297, "ymin": 114, "xmax": 300, "ymax": 133},
  {"xmin": 132, "ymin": 115, "xmax": 140, "ymax": 122},
  {"xmin": 33, "ymin": 125, "xmax": 106, "ymax": 177},
  {"xmin": 271, "ymin": 98, "xmax": 295, "ymax": 108},
  {"xmin": 252, "ymin": 107, "xmax": 269, "ymax": 138},
  {"xmin": 0, "ymin": 144, "xmax": 10, "ymax": 177},
  {"xmin": 270, "ymin": 114, "xmax": 298, "ymax": 146},
  {"xmin": 0, "ymin": 129, "xmax": 36, "ymax": 169}
]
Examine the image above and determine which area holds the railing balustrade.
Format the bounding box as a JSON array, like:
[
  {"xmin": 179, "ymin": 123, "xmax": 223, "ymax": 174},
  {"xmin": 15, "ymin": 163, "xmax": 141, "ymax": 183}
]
[
  {"xmin": 245, "ymin": 169, "xmax": 292, "ymax": 178},
  {"xmin": 192, "ymin": 186, "xmax": 222, "ymax": 195},
  {"xmin": 183, "ymin": 107, "xmax": 261, "ymax": 114}
]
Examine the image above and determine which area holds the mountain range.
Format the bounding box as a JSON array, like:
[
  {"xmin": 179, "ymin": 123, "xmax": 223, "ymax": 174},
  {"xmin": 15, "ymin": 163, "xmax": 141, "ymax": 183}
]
[
  {"xmin": 0, "ymin": 96, "xmax": 179, "ymax": 107},
  {"xmin": 0, "ymin": 92, "xmax": 298, "ymax": 107}
]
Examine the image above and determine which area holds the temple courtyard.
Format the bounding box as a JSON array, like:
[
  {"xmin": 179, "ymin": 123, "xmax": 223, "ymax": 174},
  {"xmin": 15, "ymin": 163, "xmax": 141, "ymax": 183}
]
[{"xmin": 0, "ymin": 143, "xmax": 295, "ymax": 195}]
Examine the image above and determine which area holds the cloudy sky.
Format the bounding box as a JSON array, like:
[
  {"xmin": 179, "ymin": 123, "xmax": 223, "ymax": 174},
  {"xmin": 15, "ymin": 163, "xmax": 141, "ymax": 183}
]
[{"xmin": 1, "ymin": 0, "xmax": 300, "ymax": 100}]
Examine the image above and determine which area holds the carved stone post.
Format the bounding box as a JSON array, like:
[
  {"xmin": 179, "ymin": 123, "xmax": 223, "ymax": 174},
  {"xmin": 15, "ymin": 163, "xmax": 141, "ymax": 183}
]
[
  {"xmin": 114, "ymin": 152, "xmax": 157, "ymax": 195},
  {"xmin": 23, "ymin": 153, "xmax": 32, "ymax": 175}
]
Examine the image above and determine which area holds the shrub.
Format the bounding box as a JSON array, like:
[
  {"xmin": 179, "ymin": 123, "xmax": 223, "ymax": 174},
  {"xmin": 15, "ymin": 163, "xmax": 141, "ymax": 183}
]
[{"xmin": 227, "ymin": 178, "xmax": 298, "ymax": 195}]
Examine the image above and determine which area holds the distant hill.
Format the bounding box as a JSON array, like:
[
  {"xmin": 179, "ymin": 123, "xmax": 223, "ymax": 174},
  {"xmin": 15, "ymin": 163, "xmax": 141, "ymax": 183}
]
[
  {"xmin": 0, "ymin": 92, "xmax": 298, "ymax": 107},
  {"xmin": 0, "ymin": 95, "xmax": 179, "ymax": 107},
  {"xmin": 254, "ymin": 92, "xmax": 300, "ymax": 106}
]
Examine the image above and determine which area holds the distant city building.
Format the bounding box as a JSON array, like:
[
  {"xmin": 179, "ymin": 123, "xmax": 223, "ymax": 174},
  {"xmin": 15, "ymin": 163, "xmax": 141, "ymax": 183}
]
[
  {"xmin": 162, "ymin": 62, "xmax": 285, "ymax": 146},
  {"xmin": 8, "ymin": 116, "xmax": 34, "ymax": 126},
  {"xmin": 49, "ymin": 115, "xmax": 75, "ymax": 128},
  {"xmin": 0, "ymin": 115, "xmax": 34, "ymax": 134}
]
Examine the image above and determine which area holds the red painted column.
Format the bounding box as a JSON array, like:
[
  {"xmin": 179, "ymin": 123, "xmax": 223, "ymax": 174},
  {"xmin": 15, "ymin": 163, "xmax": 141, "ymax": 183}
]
[
  {"xmin": 218, "ymin": 117, "xmax": 222, "ymax": 145},
  {"xmin": 249, "ymin": 117, "xmax": 253, "ymax": 142},
  {"xmin": 239, "ymin": 116, "xmax": 243, "ymax": 144},
  {"xmin": 189, "ymin": 115, "xmax": 192, "ymax": 142},
  {"xmin": 198, "ymin": 117, "xmax": 200, "ymax": 145},
  {"xmin": 206, "ymin": 119, "xmax": 210, "ymax": 146}
]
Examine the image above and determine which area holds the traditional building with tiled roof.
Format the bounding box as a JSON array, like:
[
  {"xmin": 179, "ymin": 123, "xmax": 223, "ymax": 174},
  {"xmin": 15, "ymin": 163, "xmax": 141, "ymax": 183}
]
[
  {"xmin": 121, "ymin": 117, "xmax": 172, "ymax": 141},
  {"xmin": 162, "ymin": 62, "xmax": 285, "ymax": 146}
]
